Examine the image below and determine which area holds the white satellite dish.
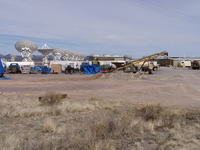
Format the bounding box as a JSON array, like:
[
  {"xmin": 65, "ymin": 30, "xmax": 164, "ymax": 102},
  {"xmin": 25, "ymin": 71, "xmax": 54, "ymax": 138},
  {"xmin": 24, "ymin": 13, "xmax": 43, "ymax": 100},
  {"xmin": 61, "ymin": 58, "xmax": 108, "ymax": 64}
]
[
  {"xmin": 38, "ymin": 44, "xmax": 54, "ymax": 65},
  {"xmin": 15, "ymin": 40, "xmax": 38, "ymax": 62}
]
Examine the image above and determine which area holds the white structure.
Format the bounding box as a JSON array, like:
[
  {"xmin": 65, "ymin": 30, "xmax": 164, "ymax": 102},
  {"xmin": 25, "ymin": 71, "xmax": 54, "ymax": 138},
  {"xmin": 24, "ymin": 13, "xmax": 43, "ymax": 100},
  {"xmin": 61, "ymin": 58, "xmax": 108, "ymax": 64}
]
[
  {"xmin": 15, "ymin": 40, "xmax": 38, "ymax": 62},
  {"xmin": 61, "ymin": 50, "xmax": 74, "ymax": 61},
  {"xmin": 61, "ymin": 50, "xmax": 84, "ymax": 61},
  {"xmin": 38, "ymin": 44, "xmax": 54, "ymax": 65},
  {"xmin": 5, "ymin": 61, "xmax": 34, "ymax": 68},
  {"xmin": 47, "ymin": 47, "xmax": 85, "ymax": 70},
  {"xmin": 171, "ymin": 57, "xmax": 192, "ymax": 68},
  {"xmin": 52, "ymin": 49, "xmax": 64, "ymax": 61},
  {"xmin": 52, "ymin": 48, "xmax": 84, "ymax": 61},
  {"xmin": 179, "ymin": 60, "xmax": 192, "ymax": 67}
]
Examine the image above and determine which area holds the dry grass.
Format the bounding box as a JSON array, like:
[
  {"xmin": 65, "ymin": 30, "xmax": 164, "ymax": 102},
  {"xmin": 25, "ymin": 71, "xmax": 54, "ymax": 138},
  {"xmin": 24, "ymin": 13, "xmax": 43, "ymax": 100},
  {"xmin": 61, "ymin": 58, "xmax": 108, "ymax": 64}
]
[
  {"xmin": 136, "ymin": 103, "xmax": 163, "ymax": 121},
  {"xmin": 43, "ymin": 118, "xmax": 56, "ymax": 133},
  {"xmin": 0, "ymin": 94, "xmax": 200, "ymax": 150}
]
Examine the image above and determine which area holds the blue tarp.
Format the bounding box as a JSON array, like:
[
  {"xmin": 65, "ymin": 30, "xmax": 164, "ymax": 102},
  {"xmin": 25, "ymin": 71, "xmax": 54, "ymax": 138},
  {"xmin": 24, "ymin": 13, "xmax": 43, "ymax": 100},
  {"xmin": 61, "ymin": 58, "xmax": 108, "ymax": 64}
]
[
  {"xmin": 41, "ymin": 68, "xmax": 51, "ymax": 73},
  {"xmin": 0, "ymin": 58, "xmax": 12, "ymax": 79},
  {"xmin": 0, "ymin": 58, "xmax": 4, "ymax": 75},
  {"xmin": 0, "ymin": 77, "xmax": 12, "ymax": 80},
  {"xmin": 33, "ymin": 66, "xmax": 42, "ymax": 72},
  {"xmin": 33, "ymin": 66, "xmax": 51, "ymax": 73},
  {"xmin": 81, "ymin": 65, "xmax": 100, "ymax": 74}
]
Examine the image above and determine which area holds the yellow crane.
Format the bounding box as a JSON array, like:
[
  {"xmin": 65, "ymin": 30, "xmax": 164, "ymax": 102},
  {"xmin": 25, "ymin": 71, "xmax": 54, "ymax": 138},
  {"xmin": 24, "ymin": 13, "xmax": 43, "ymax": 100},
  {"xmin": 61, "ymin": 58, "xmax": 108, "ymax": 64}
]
[
  {"xmin": 111, "ymin": 51, "xmax": 168, "ymax": 72},
  {"xmin": 86, "ymin": 51, "xmax": 168, "ymax": 80}
]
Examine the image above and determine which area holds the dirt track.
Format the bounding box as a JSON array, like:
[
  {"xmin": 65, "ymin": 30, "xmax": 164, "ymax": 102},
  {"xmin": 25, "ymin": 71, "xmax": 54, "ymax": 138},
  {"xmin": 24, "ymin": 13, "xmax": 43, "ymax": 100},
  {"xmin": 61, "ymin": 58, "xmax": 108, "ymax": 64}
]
[{"xmin": 0, "ymin": 67, "xmax": 200, "ymax": 107}]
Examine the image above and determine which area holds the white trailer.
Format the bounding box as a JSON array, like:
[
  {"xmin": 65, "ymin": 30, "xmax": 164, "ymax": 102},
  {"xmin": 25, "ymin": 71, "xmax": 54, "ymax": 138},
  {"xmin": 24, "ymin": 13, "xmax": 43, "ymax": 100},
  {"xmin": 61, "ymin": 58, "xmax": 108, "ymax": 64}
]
[
  {"xmin": 179, "ymin": 60, "xmax": 192, "ymax": 67},
  {"xmin": 5, "ymin": 61, "xmax": 35, "ymax": 68},
  {"xmin": 99, "ymin": 60, "xmax": 125, "ymax": 66}
]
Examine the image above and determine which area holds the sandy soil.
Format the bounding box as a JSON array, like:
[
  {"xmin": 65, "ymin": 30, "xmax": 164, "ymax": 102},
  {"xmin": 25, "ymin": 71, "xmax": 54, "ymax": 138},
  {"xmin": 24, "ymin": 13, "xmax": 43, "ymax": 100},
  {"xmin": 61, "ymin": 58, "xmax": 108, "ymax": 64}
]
[{"xmin": 0, "ymin": 67, "xmax": 200, "ymax": 107}]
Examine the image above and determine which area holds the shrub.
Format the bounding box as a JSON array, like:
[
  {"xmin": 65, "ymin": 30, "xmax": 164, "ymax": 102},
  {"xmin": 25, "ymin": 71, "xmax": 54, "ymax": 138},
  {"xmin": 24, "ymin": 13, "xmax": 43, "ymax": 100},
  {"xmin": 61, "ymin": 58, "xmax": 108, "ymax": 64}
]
[
  {"xmin": 91, "ymin": 121, "xmax": 116, "ymax": 140},
  {"xmin": 42, "ymin": 118, "xmax": 56, "ymax": 133},
  {"xmin": 38, "ymin": 92, "xmax": 68, "ymax": 105},
  {"xmin": 136, "ymin": 103, "xmax": 163, "ymax": 121}
]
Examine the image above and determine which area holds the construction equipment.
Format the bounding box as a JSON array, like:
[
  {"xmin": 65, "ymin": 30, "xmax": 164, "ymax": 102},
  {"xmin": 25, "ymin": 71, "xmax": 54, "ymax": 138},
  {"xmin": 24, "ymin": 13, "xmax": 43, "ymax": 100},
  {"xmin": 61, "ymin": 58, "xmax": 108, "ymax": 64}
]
[
  {"xmin": 111, "ymin": 51, "xmax": 168, "ymax": 74},
  {"xmin": 140, "ymin": 61, "xmax": 159, "ymax": 71},
  {"xmin": 191, "ymin": 61, "xmax": 200, "ymax": 70}
]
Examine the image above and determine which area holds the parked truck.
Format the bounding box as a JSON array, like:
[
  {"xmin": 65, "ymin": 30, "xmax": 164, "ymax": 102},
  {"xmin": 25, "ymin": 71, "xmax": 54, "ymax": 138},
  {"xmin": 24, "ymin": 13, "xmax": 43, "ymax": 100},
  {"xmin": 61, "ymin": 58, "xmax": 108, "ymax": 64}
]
[
  {"xmin": 65, "ymin": 62, "xmax": 81, "ymax": 74},
  {"xmin": 7, "ymin": 63, "xmax": 21, "ymax": 74}
]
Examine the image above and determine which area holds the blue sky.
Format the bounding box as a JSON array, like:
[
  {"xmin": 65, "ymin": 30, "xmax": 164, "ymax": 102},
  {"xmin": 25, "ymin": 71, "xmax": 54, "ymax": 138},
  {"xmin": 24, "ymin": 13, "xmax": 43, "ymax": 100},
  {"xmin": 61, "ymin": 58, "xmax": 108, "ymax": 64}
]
[{"xmin": 0, "ymin": 0, "xmax": 200, "ymax": 57}]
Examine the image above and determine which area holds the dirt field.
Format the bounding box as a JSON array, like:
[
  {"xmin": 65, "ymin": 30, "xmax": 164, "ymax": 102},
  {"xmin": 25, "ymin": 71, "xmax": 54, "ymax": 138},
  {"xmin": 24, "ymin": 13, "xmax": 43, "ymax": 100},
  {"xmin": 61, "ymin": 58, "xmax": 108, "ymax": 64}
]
[
  {"xmin": 0, "ymin": 67, "xmax": 200, "ymax": 150},
  {"xmin": 1, "ymin": 67, "xmax": 200, "ymax": 106}
]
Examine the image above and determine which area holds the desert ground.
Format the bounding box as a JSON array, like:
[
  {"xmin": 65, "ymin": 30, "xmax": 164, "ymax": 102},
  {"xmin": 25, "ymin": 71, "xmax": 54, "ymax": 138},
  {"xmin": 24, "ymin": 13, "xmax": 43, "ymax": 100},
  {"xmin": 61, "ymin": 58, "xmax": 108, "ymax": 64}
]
[
  {"xmin": 0, "ymin": 67, "xmax": 200, "ymax": 150},
  {"xmin": 1, "ymin": 67, "xmax": 200, "ymax": 106}
]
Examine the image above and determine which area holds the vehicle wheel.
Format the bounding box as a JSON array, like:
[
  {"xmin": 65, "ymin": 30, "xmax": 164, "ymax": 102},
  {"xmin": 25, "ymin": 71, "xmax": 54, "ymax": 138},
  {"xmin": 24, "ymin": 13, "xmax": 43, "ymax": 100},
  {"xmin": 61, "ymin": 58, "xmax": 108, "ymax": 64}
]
[
  {"xmin": 148, "ymin": 69, "xmax": 152, "ymax": 74},
  {"xmin": 153, "ymin": 67, "xmax": 157, "ymax": 71}
]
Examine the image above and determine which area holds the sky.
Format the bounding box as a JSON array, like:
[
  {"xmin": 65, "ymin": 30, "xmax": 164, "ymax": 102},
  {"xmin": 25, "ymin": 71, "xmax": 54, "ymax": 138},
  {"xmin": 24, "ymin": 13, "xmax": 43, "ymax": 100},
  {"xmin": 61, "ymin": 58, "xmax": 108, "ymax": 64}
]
[{"xmin": 0, "ymin": 0, "xmax": 200, "ymax": 57}]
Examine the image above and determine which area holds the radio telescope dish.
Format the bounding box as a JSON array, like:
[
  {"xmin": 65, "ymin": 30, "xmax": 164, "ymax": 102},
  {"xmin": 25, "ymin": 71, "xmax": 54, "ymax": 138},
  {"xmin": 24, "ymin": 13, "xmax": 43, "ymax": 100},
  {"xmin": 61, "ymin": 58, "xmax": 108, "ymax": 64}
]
[
  {"xmin": 51, "ymin": 48, "xmax": 85, "ymax": 61},
  {"xmin": 38, "ymin": 49, "xmax": 54, "ymax": 56},
  {"xmin": 60, "ymin": 50, "xmax": 85, "ymax": 61},
  {"xmin": 15, "ymin": 40, "xmax": 38, "ymax": 62},
  {"xmin": 38, "ymin": 44, "xmax": 54, "ymax": 65},
  {"xmin": 41, "ymin": 43, "xmax": 49, "ymax": 49},
  {"xmin": 52, "ymin": 48, "xmax": 65, "ymax": 61}
]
